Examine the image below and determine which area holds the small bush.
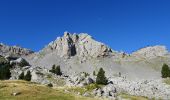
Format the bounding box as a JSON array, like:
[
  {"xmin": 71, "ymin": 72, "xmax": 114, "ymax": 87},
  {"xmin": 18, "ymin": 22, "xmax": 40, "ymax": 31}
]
[
  {"xmin": 47, "ymin": 83, "xmax": 53, "ymax": 87},
  {"xmin": 96, "ymin": 68, "xmax": 108, "ymax": 85}
]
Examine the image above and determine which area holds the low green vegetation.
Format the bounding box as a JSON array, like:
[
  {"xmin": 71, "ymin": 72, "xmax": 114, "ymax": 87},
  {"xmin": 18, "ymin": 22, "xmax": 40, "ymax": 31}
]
[
  {"xmin": 120, "ymin": 93, "xmax": 148, "ymax": 100},
  {"xmin": 96, "ymin": 68, "xmax": 108, "ymax": 85},
  {"xmin": 161, "ymin": 64, "xmax": 170, "ymax": 78},
  {"xmin": 0, "ymin": 80, "xmax": 99, "ymax": 100},
  {"xmin": 66, "ymin": 83, "xmax": 103, "ymax": 96},
  {"xmin": 50, "ymin": 65, "xmax": 62, "ymax": 75}
]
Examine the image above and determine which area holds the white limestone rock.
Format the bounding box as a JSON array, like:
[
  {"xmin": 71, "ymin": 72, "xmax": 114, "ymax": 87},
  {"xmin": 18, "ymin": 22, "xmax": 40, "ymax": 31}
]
[{"xmin": 132, "ymin": 45, "xmax": 168, "ymax": 58}]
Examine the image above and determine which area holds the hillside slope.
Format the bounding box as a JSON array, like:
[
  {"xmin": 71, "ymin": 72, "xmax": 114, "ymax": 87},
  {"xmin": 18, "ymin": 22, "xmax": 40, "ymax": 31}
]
[{"xmin": 24, "ymin": 32, "xmax": 170, "ymax": 80}]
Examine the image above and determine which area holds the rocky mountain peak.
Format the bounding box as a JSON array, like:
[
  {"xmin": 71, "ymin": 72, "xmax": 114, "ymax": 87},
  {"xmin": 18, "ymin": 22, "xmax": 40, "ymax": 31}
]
[
  {"xmin": 43, "ymin": 32, "xmax": 112, "ymax": 58},
  {"xmin": 0, "ymin": 43, "xmax": 34, "ymax": 56},
  {"xmin": 132, "ymin": 45, "xmax": 168, "ymax": 58}
]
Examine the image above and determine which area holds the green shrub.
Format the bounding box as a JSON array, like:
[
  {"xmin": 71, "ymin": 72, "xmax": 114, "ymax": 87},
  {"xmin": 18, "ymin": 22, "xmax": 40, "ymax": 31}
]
[
  {"xmin": 47, "ymin": 83, "xmax": 53, "ymax": 87},
  {"xmin": 96, "ymin": 68, "xmax": 108, "ymax": 85},
  {"xmin": 161, "ymin": 64, "xmax": 170, "ymax": 78}
]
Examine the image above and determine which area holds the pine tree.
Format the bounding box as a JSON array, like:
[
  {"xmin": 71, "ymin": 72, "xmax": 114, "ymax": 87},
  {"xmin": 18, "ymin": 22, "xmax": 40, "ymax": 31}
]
[
  {"xmin": 0, "ymin": 64, "xmax": 11, "ymax": 80},
  {"xmin": 161, "ymin": 64, "xmax": 170, "ymax": 78},
  {"xmin": 55, "ymin": 65, "xmax": 62, "ymax": 75},
  {"xmin": 96, "ymin": 68, "xmax": 108, "ymax": 85},
  {"xmin": 50, "ymin": 65, "xmax": 55, "ymax": 73},
  {"xmin": 49, "ymin": 65, "xmax": 62, "ymax": 75},
  {"xmin": 19, "ymin": 72, "xmax": 24, "ymax": 80},
  {"xmin": 24, "ymin": 71, "xmax": 32, "ymax": 81}
]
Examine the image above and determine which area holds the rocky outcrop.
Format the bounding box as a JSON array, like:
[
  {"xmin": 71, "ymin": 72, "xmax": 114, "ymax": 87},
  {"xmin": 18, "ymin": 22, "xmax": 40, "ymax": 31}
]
[
  {"xmin": 96, "ymin": 77, "xmax": 170, "ymax": 99},
  {"xmin": 66, "ymin": 72, "xmax": 94, "ymax": 87},
  {"xmin": 41, "ymin": 32, "xmax": 112, "ymax": 58},
  {"xmin": 0, "ymin": 43, "xmax": 33, "ymax": 56}
]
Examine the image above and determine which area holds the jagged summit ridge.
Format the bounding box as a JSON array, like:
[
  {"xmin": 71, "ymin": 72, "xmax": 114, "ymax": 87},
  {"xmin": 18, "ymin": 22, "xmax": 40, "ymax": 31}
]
[
  {"xmin": 42, "ymin": 32, "xmax": 112, "ymax": 58},
  {"xmin": 0, "ymin": 43, "xmax": 34, "ymax": 56}
]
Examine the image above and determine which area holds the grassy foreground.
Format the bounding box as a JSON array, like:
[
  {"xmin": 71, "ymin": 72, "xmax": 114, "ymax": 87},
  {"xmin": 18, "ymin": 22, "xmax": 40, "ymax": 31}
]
[{"xmin": 0, "ymin": 80, "xmax": 99, "ymax": 100}]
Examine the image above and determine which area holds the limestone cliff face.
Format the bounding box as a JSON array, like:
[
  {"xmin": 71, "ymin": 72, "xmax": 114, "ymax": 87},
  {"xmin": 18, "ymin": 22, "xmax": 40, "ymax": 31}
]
[
  {"xmin": 0, "ymin": 43, "xmax": 34, "ymax": 56},
  {"xmin": 41, "ymin": 32, "xmax": 112, "ymax": 58}
]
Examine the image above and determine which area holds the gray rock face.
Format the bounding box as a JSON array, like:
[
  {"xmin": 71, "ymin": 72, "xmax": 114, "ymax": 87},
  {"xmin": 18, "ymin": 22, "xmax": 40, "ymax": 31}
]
[
  {"xmin": 132, "ymin": 45, "xmax": 168, "ymax": 58},
  {"xmin": 41, "ymin": 32, "xmax": 112, "ymax": 58},
  {"xmin": 0, "ymin": 43, "xmax": 33, "ymax": 56}
]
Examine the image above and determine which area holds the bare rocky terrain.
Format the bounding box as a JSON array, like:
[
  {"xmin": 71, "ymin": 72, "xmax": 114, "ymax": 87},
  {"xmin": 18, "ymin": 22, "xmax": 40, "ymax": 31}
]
[
  {"xmin": 25, "ymin": 32, "xmax": 170, "ymax": 80},
  {"xmin": 0, "ymin": 32, "xmax": 170, "ymax": 99}
]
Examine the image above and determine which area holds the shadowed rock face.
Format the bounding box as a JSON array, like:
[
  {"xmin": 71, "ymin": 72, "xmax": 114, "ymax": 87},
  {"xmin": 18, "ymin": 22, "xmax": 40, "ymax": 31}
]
[
  {"xmin": 41, "ymin": 32, "xmax": 112, "ymax": 58},
  {"xmin": 0, "ymin": 43, "xmax": 34, "ymax": 56}
]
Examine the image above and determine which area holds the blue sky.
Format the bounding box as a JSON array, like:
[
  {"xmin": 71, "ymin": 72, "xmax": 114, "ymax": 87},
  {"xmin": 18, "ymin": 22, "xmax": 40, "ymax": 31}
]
[{"xmin": 0, "ymin": 0, "xmax": 170, "ymax": 53}]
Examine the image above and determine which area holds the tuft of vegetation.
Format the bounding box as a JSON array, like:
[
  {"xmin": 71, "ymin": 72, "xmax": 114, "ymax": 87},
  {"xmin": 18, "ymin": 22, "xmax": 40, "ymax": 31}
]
[
  {"xmin": 24, "ymin": 71, "xmax": 32, "ymax": 81},
  {"xmin": 85, "ymin": 84, "xmax": 101, "ymax": 91},
  {"xmin": 161, "ymin": 64, "xmax": 170, "ymax": 78},
  {"xmin": 50, "ymin": 65, "xmax": 62, "ymax": 76},
  {"xmin": 120, "ymin": 93, "xmax": 148, "ymax": 100},
  {"xmin": 96, "ymin": 68, "xmax": 108, "ymax": 85}
]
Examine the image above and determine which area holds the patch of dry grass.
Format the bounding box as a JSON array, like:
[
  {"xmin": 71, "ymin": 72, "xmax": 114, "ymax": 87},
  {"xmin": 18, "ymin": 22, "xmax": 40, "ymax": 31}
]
[
  {"xmin": 120, "ymin": 94, "xmax": 148, "ymax": 100},
  {"xmin": 0, "ymin": 80, "xmax": 99, "ymax": 100}
]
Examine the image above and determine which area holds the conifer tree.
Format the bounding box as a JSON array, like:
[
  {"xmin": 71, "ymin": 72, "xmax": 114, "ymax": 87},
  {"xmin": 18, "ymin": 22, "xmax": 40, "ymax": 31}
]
[
  {"xmin": 24, "ymin": 70, "xmax": 32, "ymax": 81},
  {"xmin": 19, "ymin": 72, "xmax": 24, "ymax": 80},
  {"xmin": 161, "ymin": 64, "xmax": 170, "ymax": 78},
  {"xmin": 96, "ymin": 68, "xmax": 108, "ymax": 85}
]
